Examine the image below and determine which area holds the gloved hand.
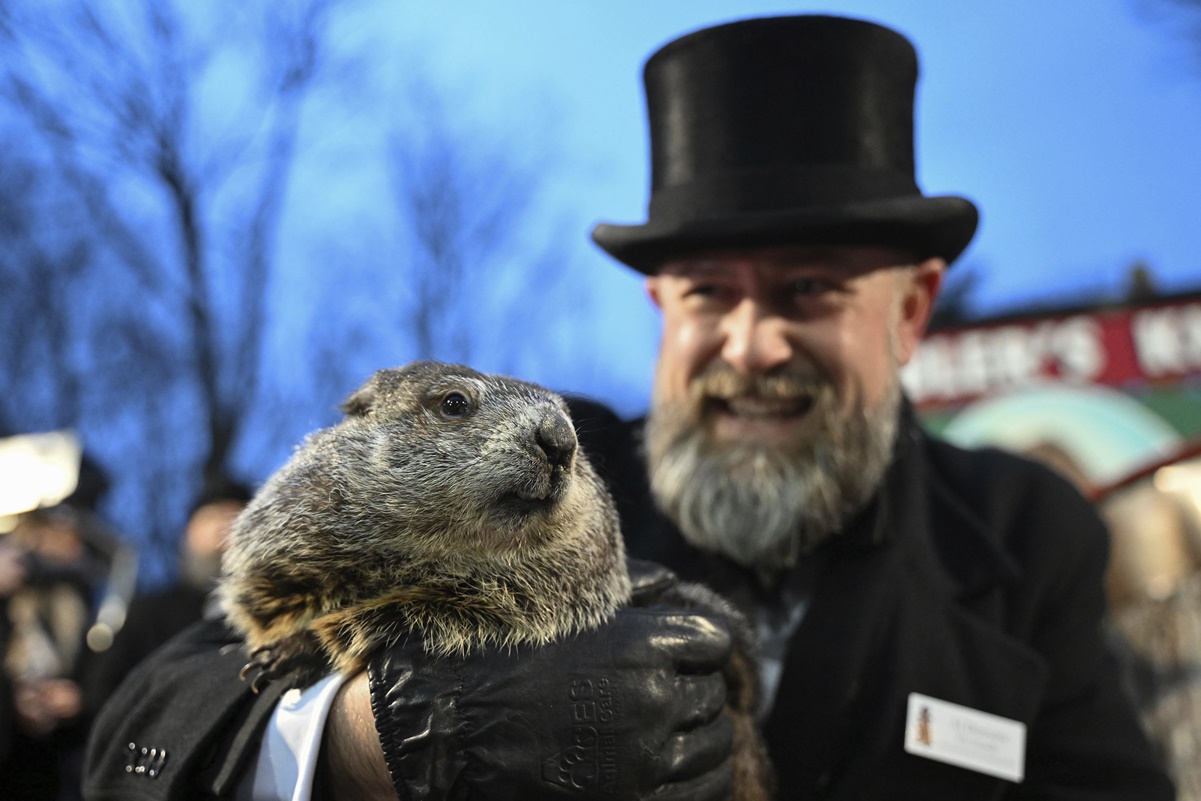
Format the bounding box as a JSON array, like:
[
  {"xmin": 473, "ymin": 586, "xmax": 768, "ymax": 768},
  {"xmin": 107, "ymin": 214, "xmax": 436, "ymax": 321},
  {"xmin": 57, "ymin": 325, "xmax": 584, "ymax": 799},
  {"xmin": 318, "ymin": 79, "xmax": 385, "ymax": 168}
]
[{"xmin": 367, "ymin": 560, "xmax": 735, "ymax": 801}]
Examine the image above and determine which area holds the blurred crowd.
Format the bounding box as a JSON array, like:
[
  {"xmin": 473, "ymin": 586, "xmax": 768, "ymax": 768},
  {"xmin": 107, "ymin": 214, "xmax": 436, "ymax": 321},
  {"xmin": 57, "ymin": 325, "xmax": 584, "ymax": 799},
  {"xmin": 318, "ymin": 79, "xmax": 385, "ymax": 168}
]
[{"xmin": 0, "ymin": 442, "xmax": 250, "ymax": 801}]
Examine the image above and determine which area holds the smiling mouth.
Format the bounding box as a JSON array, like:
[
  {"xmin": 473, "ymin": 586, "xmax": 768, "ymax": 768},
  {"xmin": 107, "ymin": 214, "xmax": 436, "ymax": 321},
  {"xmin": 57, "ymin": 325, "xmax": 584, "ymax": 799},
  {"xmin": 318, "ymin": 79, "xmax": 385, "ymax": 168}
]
[{"xmin": 707, "ymin": 394, "xmax": 814, "ymax": 422}]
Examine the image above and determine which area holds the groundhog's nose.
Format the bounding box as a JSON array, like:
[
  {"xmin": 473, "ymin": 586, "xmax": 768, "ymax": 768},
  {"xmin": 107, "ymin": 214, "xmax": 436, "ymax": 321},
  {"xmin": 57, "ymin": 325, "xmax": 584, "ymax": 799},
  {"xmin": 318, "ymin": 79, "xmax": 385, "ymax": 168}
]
[{"xmin": 536, "ymin": 411, "xmax": 577, "ymax": 470}]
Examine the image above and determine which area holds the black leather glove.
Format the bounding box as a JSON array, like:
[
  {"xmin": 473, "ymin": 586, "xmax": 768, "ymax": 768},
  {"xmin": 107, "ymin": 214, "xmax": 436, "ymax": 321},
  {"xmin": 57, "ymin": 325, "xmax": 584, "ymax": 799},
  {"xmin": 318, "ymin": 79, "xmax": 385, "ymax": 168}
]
[{"xmin": 367, "ymin": 560, "xmax": 735, "ymax": 801}]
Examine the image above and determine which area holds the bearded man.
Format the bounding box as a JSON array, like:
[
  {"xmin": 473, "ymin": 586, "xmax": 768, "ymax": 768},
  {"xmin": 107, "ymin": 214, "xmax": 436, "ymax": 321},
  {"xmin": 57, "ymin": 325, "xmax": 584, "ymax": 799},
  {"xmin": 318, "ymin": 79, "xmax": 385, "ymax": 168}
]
[
  {"xmin": 84, "ymin": 14, "xmax": 1173, "ymax": 801},
  {"xmin": 577, "ymin": 15, "xmax": 1174, "ymax": 799}
]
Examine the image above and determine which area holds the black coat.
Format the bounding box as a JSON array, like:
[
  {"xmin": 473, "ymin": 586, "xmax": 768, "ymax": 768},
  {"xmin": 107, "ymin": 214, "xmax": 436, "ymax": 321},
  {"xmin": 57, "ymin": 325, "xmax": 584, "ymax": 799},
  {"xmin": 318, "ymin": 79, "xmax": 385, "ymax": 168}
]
[{"xmin": 573, "ymin": 399, "xmax": 1175, "ymax": 800}]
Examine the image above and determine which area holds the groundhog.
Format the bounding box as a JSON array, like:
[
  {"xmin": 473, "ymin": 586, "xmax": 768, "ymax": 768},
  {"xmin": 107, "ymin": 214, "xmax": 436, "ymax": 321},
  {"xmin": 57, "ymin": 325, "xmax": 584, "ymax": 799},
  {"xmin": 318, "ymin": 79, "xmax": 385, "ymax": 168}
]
[
  {"xmin": 219, "ymin": 361, "xmax": 630, "ymax": 681},
  {"xmin": 218, "ymin": 361, "xmax": 773, "ymax": 800}
]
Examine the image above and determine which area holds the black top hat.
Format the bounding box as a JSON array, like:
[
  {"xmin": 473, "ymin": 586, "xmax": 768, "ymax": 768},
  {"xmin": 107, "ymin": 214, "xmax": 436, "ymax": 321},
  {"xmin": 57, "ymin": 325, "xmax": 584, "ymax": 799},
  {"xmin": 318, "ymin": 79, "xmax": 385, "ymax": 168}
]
[{"xmin": 591, "ymin": 15, "xmax": 979, "ymax": 274}]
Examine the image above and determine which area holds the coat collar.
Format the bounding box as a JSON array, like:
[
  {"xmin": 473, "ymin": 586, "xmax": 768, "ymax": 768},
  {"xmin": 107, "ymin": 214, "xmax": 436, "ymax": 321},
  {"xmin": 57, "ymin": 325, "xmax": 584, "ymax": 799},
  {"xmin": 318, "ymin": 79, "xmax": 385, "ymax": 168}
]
[
  {"xmin": 897, "ymin": 401, "xmax": 1023, "ymax": 600},
  {"xmin": 810, "ymin": 398, "xmax": 1021, "ymax": 600}
]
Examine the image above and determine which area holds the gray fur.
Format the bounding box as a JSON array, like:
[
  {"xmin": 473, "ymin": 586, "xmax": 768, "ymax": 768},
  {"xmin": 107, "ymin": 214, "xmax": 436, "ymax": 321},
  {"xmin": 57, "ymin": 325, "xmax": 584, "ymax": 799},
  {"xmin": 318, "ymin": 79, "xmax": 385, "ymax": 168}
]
[{"xmin": 218, "ymin": 361, "xmax": 631, "ymax": 679}]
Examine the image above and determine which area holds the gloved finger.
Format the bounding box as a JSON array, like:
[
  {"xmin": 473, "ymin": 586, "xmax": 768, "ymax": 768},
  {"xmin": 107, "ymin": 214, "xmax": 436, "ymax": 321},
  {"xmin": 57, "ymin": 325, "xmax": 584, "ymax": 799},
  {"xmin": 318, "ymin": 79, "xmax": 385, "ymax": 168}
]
[
  {"xmin": 660, "ymin": 711, "xmax": 734, "ymax": 782},
  {"xmin": 633, "ymin": 609, "xmax": 732, "ymax": 674},
  {"xmin": 627, "ymin": 558, "xmax": 679, "ymax": 605},
  {"xmin": 651, "ymin": 760, "xmax": 734, "ymax": 801},
  {"xmin": 673, "ymin": 672, "xmax": 727, "ymax": 730}
]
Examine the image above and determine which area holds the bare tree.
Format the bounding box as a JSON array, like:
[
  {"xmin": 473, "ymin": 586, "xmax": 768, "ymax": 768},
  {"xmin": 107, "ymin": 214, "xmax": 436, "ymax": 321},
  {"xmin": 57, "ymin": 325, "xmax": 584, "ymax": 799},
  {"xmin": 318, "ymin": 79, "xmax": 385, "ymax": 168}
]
[
  {"xmin": 0, "ymin": 0, "xmax": 580, "ymax": 581},
  {"xmin": 386, "ymin": 72, "xmax": 567, "ymax": 367},
  {"xmin": 0, "ymin": 150, "xmax": 94, "ymax": 433},
  {"xmin": 1134, "ymin": 0, "xmax": 1201, "ymax": 68},
  {"xmin": 0, "ymin": 0, "xmax": 347, "ymax": 578},
  {"xmin": 0, "ymin": 0, "xmax": 337, "ymax": 493}
]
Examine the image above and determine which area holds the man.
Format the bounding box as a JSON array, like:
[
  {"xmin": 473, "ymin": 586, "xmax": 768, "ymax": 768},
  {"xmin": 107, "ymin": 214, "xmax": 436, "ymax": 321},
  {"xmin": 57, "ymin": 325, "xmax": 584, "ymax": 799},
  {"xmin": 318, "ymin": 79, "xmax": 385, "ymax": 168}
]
[
  {"xmin": 85, "ymin": 14, "xmax": 1174, "ymax": 801},
  {"xmin": 584, "ymin": 15, "xmax": 1169, "ymax": 797}
]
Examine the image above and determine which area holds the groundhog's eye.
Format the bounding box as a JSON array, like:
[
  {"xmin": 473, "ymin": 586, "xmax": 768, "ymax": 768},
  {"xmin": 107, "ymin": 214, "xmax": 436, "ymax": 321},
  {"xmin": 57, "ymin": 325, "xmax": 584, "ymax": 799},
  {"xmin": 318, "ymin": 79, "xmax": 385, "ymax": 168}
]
[{"xmin": 439, "ymin": 392, "xmax": 472, "ymax": 418}]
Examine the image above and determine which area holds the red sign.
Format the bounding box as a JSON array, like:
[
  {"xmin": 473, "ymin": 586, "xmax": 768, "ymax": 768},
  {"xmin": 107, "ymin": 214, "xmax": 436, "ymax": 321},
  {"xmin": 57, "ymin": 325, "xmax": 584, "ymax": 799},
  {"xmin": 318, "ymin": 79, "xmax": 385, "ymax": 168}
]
[{"xmin": 902, "ymin": 296, "xmax": 1201, "ymax": 410}]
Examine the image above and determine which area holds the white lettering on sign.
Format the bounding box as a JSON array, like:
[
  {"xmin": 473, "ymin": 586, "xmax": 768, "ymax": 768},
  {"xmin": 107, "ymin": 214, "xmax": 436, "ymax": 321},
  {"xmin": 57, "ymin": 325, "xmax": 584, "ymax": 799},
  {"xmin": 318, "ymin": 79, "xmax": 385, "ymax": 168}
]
[
  {"xmin": 903, "ymin": 316, "xmax": 1105, "ymax": 405},
  {"xmin": 1133, "ymin": 304, "xmax": 1201, "ymax": 378}
]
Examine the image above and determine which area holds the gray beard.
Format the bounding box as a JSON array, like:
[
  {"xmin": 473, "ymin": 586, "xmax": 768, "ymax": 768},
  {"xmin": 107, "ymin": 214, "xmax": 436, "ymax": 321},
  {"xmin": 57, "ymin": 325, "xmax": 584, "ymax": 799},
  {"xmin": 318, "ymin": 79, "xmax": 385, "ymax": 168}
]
[{"xmin": 644, "ymin": 368, "xmax": 901, "ymax": 573}]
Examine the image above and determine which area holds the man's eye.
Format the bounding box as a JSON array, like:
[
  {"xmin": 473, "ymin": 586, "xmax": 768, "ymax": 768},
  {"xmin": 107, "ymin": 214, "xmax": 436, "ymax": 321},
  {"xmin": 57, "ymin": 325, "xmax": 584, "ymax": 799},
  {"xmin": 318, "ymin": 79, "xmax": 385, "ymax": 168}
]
[
  {"xmin": 439, "ymin": 392, "xmax": 472, "ymax": 417},
  {"xmin": 790, "ymin": 278, "xmax": 826, "ymax": 295},
  {"xmin": 684, "ymin": 283, "xmax": 738, "ymax": 304}
]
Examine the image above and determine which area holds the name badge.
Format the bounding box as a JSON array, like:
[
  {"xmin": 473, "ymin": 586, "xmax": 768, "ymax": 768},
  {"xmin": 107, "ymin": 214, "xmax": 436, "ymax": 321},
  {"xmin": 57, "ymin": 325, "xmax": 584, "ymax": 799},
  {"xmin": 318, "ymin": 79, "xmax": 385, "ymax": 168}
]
[{"xmin": 904, "ymin": 693, "xmax": 1026, "ymax": 783}]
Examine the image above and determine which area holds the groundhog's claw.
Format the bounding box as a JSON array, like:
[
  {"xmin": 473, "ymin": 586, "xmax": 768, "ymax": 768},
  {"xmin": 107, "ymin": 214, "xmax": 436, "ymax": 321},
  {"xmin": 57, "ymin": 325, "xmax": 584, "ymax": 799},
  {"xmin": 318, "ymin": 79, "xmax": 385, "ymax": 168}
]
[{"xmin": 240, "ymin": 645, "xmax": 281, "ymax": 693}]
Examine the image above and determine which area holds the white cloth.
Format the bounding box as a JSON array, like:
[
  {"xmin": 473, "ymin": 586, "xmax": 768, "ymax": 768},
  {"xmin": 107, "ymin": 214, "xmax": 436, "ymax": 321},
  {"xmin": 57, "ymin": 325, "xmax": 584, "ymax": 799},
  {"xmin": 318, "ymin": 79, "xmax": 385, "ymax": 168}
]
[{"xmin": 234, "ymin": 672, "xmax": 350, "ymax": 801}]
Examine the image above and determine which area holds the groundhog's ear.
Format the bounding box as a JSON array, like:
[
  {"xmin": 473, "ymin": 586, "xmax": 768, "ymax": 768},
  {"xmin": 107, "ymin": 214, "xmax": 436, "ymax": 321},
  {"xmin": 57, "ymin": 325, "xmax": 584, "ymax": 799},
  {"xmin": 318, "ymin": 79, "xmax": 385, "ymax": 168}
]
[{"xmin": 340, "ymin": 383, "xmax": 376, "ymax": 417}]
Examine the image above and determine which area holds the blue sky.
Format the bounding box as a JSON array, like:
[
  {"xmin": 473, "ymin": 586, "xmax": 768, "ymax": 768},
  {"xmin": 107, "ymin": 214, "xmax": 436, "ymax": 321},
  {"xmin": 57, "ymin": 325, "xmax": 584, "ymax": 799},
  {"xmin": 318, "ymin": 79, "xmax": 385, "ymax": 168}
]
[{"xmin": 313, "ymin": 0, "xmax": 1201, "ymax": 414}]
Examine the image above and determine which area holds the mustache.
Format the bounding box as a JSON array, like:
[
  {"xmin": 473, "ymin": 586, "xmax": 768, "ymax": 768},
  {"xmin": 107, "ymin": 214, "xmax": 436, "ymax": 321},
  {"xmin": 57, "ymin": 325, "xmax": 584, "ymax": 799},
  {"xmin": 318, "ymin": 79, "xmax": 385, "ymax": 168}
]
[{"xmin": 688, "ymin": 363, "xmax": 830, "ymax": 402}]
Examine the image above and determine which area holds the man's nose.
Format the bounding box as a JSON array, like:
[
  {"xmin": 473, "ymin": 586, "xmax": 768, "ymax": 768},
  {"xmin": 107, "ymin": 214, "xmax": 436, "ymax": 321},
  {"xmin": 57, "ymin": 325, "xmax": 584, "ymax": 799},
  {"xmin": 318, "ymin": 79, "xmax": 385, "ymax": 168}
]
[{"xmin": 720, "ymin": 300, "xmax": 793, "ymax": 375}]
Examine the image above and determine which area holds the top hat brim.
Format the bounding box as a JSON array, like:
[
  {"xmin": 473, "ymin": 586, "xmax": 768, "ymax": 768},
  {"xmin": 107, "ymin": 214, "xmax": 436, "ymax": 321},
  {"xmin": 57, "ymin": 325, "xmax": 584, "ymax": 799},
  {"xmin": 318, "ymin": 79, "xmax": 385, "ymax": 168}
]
[{"xmin": 592, "ymin": 194, "xmax": 979, "ymax": 275}]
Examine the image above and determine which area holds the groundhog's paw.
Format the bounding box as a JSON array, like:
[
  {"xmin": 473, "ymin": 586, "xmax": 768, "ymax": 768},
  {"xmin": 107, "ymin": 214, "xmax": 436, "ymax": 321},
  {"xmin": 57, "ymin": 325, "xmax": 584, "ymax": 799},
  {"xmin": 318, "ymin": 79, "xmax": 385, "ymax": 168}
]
[{"xmin": 239, "ymin": 644, "xmax": 283, "ymax": 693}]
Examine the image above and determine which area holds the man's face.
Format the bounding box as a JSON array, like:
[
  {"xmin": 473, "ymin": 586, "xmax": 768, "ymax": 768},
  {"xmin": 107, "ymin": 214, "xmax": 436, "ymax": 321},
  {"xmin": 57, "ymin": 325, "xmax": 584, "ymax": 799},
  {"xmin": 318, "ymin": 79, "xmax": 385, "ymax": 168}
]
[
  {"xmin": 647, "ymin": 245, "xmax": 941, "ymax": 433},
  {"xmin": 643, "ymin": 245, "xmax": 943, "ymax": 570}
]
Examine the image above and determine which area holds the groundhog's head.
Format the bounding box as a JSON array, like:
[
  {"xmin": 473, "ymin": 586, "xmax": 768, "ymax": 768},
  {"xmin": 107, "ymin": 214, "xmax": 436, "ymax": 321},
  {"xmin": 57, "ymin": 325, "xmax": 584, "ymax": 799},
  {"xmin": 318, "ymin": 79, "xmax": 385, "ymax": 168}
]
[
  {"xmin": 220, "ymin": 362, "xmax": 630, "ymax": 672},
  {"xmin": 346, "ymin": 360, "xmax": 577, "ymax": 509},
  {"xmin": 240, "ymin": 361, "xmax": 613, "ymax": 572}
]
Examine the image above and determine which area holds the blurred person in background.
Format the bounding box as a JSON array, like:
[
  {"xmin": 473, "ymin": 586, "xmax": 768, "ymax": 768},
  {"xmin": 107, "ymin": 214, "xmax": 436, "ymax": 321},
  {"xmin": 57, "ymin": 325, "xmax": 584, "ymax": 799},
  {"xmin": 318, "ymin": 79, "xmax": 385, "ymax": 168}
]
[
  {"xmin": 83, "ymin": 475, "xmax": 252, "ymax": 716},
  {"xmin": 2, "ymin": 457, "xmax": 114, "ymax": 801}
]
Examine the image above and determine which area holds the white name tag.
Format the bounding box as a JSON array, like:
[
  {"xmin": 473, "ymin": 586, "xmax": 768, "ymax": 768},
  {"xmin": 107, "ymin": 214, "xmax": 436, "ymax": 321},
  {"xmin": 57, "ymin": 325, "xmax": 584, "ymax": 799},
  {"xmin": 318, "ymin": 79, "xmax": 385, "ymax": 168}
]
[{"xmin": 904, "ymin": 693, "xmax": 1026, "ymax": 783}]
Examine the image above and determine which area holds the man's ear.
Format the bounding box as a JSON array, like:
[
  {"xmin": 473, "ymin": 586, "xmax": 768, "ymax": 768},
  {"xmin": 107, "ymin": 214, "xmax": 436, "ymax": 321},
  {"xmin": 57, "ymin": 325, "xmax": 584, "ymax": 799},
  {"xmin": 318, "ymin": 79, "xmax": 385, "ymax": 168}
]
[
  {"xmin": 894, "ymin": 258, "xmax": 946, "ymax": 365},
  {"xmin": 645, "ymin": 277, "xmax": 664, "ymax": 310}
]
